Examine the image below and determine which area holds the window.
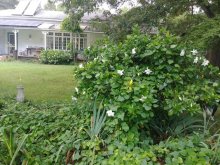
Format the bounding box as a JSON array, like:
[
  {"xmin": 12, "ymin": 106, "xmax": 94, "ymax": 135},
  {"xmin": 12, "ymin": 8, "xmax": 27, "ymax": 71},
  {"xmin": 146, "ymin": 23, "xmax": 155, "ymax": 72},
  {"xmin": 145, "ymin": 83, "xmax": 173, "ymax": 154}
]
[
  {"xmin": 73, "ymin": 33, "xmax": 87, "ymax": 50},
  {"xmin": 46, "ymin": 32, "xmax": 53, "ymax": 49},
  {"xmin": 46, "ymin": 32, "xmax": 87, "ymax": 51}
]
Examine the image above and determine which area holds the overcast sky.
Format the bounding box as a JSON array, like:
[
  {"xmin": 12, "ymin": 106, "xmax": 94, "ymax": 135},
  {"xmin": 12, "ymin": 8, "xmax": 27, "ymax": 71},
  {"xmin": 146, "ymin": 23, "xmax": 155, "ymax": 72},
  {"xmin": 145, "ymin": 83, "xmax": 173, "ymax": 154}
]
[{"xmin": 40, "ymin": 0, "xmax": 139, "ymax": 12}]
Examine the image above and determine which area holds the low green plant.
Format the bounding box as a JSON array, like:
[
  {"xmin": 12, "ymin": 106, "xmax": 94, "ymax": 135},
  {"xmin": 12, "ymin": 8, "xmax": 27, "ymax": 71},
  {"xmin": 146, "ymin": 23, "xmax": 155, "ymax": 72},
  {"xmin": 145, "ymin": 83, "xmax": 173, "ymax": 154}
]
[
  {"xmin": 39, "ymin": 50, "xmax": 73, "ymax": 64},
  {"xmin": 0, "ymin": 98, "xmax": 91, "ymax": 164},
  {"xmin": 84, "ymin": 98, "xmax": 106, "ymax": 140},
  {"xmin": 149, "ymin": 112, "xmax": 203, "ymax": 142},
  {"xmin": 0, "ymin": 127, "xmax": 29, "ymax": 165},
  {"xmin": 0, "ymin": 99, "xmax": 5, "ymax": 109}
]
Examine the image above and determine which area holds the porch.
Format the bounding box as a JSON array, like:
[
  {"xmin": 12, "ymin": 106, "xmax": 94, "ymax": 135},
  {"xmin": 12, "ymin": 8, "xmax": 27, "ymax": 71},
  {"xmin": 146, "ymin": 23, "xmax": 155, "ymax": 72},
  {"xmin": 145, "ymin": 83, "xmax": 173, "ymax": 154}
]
[{"xmin": 0, "ymin": 54, "xmax": 39, "ymax": 61}]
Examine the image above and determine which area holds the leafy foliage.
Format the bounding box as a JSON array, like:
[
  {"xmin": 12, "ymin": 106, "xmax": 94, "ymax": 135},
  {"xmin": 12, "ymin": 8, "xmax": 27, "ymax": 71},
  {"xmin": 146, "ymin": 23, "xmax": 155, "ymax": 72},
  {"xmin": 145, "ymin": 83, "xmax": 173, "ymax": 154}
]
[
  {"xmin": 60, "ymin": 16, "xmax": 83, "ymax": 34},
  {"xmin": 0, "ymin": 0, "xmax": 18, "ymax": 10},
  {"xmin": 74, "ymin": 26, "xmax": 220, "ymax": 129},
  {"xmin": 149, "ymin": 113, "xmax": 203, "ymax": 142},
  {"xmin": 44, "ymin": 1, "xmax": 56, "ymax": 11},
  {"xmin": 181, "ymin": 14, "xmax": 220, "ymax": 50},
  {"xmin": 39, "ymin": 50, "xmax": 72, "ymax": 65},
  {"xmin": 0, "ymin": 98, "xmax": 92, "ymax": 164}
]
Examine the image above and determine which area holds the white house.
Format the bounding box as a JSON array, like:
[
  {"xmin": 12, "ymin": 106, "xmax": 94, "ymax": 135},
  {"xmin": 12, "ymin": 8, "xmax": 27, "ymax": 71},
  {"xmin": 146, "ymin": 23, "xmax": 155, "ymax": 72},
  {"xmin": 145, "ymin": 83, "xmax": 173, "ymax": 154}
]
[{"xmin": 0, "ymin": 0, "xmax": 104, "ymax": 57}]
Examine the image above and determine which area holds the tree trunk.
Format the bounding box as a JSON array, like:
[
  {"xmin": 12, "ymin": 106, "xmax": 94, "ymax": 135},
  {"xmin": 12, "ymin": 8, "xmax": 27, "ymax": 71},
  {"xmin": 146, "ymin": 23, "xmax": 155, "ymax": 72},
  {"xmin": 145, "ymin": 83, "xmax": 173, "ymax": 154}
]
[{"xmin": 207, "ymin": 47, "xmax": 220, "ymax": 68}]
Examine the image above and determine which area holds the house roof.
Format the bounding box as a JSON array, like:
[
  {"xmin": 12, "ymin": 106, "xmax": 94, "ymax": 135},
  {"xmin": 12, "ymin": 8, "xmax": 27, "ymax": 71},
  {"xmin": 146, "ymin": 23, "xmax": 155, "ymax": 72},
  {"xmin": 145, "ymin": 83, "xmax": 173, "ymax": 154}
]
[
  {"xmin": 0, "ymin": 10, "xmax": 65, "ymax": 22},
  {"xmin": 0, "ymin": 1, "xmax": 103, "ymax": 33}
]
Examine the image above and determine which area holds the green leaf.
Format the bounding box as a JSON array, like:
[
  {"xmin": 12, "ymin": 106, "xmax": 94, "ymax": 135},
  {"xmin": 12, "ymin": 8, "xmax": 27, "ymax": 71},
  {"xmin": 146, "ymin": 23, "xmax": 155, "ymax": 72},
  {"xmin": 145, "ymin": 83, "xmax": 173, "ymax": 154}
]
[
  {"xmin": 108, "ymin": 105, "xmax": 117, "ymax": 111},
  {"xmin": 143, "ymin": 103, "xmax": 151, "ymax": 111},
  {"xmin": 188, "ymin": 73, "xmax": 193, "ymax": 78},
  {"xmin": 121, "ymin": 122, "xmax": 129, "ymax": 132},
  {"xmin": 10, "ymin": 134, "xmax": 29, "ymax": 165},
  {"xmin": 144, "ymin": 50, "xmax": 154, "ymax": 56},
  {"xmin": 86, "ymin": 75, "xmax": 92, "ymax": 79},
  {"xmin": 170, "ymin": 45, "xmax": 176, "ymax": 48},
  {"xmin": 72, "ymin": 150, "xmax": 80, "ymax": 160},
  {"xmin": 118, "ymin": 112, "xmax": 125, "ymax": 121},
  {"xmin": 118, "ymin": 96, "xmax": 125, "ymax": 102},
  {"xmin": 127, "ymin": 133, "xmax": 134, "ymax": 141},
  {"xmin": 168, "ymin": 59, "xmax": 174, "ymax": 64},
  {"xmin": 178, "ymin": 157, "xmax": 183, "ymax": 164},
  {"xmin": 174, "ymin": 64, "xmax": 180, "ymax": 68},
  {"xmin": 141, "ymin": 112, "xmax": 147, "ymax": 118}
]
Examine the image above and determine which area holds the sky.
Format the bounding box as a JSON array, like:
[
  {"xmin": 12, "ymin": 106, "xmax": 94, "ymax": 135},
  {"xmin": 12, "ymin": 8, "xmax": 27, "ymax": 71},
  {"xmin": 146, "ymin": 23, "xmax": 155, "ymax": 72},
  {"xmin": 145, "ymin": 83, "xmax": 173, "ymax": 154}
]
[{"xmin": 40, "ymin": 0, "xmax": 139, "ymax": 12}]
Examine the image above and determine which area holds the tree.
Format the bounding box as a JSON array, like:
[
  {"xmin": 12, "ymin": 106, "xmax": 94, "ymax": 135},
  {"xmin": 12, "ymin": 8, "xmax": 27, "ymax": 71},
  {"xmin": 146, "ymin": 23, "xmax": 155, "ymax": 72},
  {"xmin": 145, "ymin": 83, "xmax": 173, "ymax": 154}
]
[
  {"xmin": 0, "ymin": 0, "xmax": 18, "ymax": 10},
  {"xmin": 44, "ymin": 1, "xmax": 56, "ymax": 11},
  {"xmin": 58, "ymin": 0, "xmax": 220, "ymax": 67}
]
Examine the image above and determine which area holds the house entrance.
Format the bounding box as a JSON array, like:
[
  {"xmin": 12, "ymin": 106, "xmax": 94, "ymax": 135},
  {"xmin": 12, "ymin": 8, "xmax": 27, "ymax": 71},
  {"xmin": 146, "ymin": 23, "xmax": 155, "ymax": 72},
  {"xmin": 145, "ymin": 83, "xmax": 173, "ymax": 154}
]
[{"xmin": 8, "ymin": 32, "xmax": 15, "ymax": 54}]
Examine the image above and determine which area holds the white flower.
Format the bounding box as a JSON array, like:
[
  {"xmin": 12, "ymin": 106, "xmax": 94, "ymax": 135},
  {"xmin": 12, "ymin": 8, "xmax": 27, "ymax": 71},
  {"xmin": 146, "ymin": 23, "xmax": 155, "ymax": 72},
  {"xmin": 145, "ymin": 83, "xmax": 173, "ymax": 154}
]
[
  {"xmin": 144, "ymin": 67, "xmax": 152, "ymax": 75},
  {"xmin": 139, "ymin": 95, "xmax": 147, "ymax": 102},
  {"xmin": 180, "ymin": 49, "xmax": 185, "ymax": 56},
  {"xmin": 75, "ymin": 87, "xmax": 78, "ymax": 94},
  {"xmin": 106, "ymin": 110, "xmax": 114, "ymax": 117},
  {"xmin": 191, "ymin": 49, "xmax": 198, "ymax": 55},
  {"xmin": 193, "ymin": 57, "xmax": 198, "ymax": 63},
  {"xmin": 79, "ymin": 64, "xmax": 84, "ymax": 68},
  {"xmin": 71, "ymin": 96, "xmax": 77, "ymax": 101},
  {"xmin": 117, "ymin": 70, "xmax": 124, "ymax": 75},
  {"xmin": 83, "ymin": 91, "xmax": 86, "ymax": 94},
  {"xmin": 202, "ymin": 59, "xmax": 209, "ymax": 66},
  {"xmin": 94, "ymin": 57, "xmax": 98, "ymax": 61},
  {"xmin": 87, "ymin": 46, "xmax": 90, "ymax": 50},
  {"xmin": 132, "ymin": 48, "xmax": 136, "ymax": 54}
]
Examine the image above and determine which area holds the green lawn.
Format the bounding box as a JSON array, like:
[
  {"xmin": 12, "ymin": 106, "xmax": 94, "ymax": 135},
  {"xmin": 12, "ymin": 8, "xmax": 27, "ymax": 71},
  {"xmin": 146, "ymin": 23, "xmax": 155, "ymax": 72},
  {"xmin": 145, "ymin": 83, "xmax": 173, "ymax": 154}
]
[{"xmin": 0, "ymin": 61, "xmax": 77, "ymax": 102}]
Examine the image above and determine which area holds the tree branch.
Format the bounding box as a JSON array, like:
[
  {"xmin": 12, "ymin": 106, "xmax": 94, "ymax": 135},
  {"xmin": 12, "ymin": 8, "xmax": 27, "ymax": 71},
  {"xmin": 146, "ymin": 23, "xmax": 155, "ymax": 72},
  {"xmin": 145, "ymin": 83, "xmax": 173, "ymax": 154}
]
[{"xmin": 197, "ymin": 0, "xmax": 215, "ymax": 18}]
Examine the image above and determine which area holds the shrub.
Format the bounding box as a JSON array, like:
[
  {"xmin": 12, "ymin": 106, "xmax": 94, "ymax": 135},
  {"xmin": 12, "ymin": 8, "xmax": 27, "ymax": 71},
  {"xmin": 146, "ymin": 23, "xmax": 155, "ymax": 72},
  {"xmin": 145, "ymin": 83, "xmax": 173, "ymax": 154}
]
[
  {"xmin": 39, "ymin": 50, "xmax": 72, "ymax": 64},
  {"xmin": 74, "ymin": 26, "xmax": 220, "ymax": 130}
]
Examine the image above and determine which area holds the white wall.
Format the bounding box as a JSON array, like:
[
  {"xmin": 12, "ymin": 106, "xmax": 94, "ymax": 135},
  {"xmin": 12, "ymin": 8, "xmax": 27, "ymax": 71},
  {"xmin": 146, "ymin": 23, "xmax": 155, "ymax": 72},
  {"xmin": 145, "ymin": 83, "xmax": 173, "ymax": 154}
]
[
  {"xmin": 0, "ymin": 29, "xmax": 5, "ymax": 54},
  {"xmin": 18, "ymin": 29, "xmax": 44, "ymax": 53},
  {"xmin": 0, "ymin": 29, "xmax": 44, "ymax": 54},
  {"xmin": 88, "ymin": 33, "xmax": 104, "ymax": 46}
]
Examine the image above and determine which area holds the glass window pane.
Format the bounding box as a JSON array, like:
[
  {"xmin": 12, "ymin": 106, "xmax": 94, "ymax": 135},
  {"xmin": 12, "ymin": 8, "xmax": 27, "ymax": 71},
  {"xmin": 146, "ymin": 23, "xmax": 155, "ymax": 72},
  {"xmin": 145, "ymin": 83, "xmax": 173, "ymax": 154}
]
[
  {"xmin": 47, "ymin": 36, "xmax": 53, "ymax": 49},
  {"xmin": 55, "ymin": 33, "xmax": 62, "ymax": 36},
  {"xmin": 64, "ymin": 33, "xmax": 70, "ymax": 36},
  {"xmin": 63, "ymin": 38, "xmax": 66, "ymax": 50},
  {"xmin": 55, "ymin": 37, "xmax": 58, "ymax": 49},
  {"xmin": 59, "ymin": 37, "xmax": 62, "ymax": 49}
]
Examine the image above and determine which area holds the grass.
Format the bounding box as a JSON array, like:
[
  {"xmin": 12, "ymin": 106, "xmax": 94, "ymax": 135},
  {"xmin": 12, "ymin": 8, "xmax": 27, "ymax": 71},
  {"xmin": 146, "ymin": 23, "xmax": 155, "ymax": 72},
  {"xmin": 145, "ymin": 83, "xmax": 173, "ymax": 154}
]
[{"xmin": 0, "ymin": 61, "xmax": 77, "ymax": 102}]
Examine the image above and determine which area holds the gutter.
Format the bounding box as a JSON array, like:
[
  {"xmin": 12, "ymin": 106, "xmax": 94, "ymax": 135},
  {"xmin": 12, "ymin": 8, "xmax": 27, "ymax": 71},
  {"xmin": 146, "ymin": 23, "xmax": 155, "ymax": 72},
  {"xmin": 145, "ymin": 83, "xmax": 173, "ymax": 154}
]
[{"xmin": 0, "ymin": 16, "xmax": 63, "ymax": 23}]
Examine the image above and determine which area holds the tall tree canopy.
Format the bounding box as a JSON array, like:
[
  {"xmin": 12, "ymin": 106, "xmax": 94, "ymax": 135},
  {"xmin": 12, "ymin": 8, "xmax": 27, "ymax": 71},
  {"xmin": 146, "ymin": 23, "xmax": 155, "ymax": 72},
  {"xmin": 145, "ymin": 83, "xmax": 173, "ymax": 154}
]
[
  {"xmin": 0, "ymin": 0, "xmax": 18, "ymax": 10},
  {"xmin": 58, "ymin": 0, "xmax": 220, "ymax": 67}
]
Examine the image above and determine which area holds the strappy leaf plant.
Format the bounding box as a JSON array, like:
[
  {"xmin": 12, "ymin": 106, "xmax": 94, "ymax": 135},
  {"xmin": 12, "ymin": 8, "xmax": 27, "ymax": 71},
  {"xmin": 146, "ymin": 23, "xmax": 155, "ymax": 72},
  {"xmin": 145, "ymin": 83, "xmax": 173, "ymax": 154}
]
[
  {"xmin": 0, "ymin": 127, "xmax": 29, "ymax": 165},
  {"xmin": 84, "ymin": 97, "xmax": 106, "ymax": 140}
]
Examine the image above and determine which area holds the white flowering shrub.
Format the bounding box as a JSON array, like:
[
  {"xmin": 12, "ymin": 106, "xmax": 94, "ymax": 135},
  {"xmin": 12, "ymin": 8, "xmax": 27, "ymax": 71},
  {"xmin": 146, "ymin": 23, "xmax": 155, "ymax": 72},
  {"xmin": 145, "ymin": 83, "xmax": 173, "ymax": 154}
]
[
  {"xmin": 39, "ymin": 50, "xmax": 72, "ymax": 65},
  {"xmin": 74, "ymin": 26, "xmax": 220, "ymax": 129}
]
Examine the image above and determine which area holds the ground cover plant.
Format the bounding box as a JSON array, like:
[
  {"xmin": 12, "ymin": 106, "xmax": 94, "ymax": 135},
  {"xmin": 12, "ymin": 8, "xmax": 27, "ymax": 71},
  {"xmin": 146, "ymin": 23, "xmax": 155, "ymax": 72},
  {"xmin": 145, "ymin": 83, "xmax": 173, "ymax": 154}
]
[
  {"xmin": 0, "ymin": 98, "xmax": 92, "ymax": 164},
  {"xmin": 0, "ymin": 61, "xmax": 76, "ymax": 102}
]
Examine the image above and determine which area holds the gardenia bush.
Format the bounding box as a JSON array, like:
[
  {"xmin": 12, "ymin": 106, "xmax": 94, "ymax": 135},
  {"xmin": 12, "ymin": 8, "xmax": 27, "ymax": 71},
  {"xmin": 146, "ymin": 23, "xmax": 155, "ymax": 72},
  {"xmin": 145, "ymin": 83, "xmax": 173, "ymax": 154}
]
[
  {"xmin": 39, "ymin": 50, "xmax": 72, "ymax": 65},
  {"xmin": 74, "ymin": 26, "xmax": 220, "ymax": 130}
]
